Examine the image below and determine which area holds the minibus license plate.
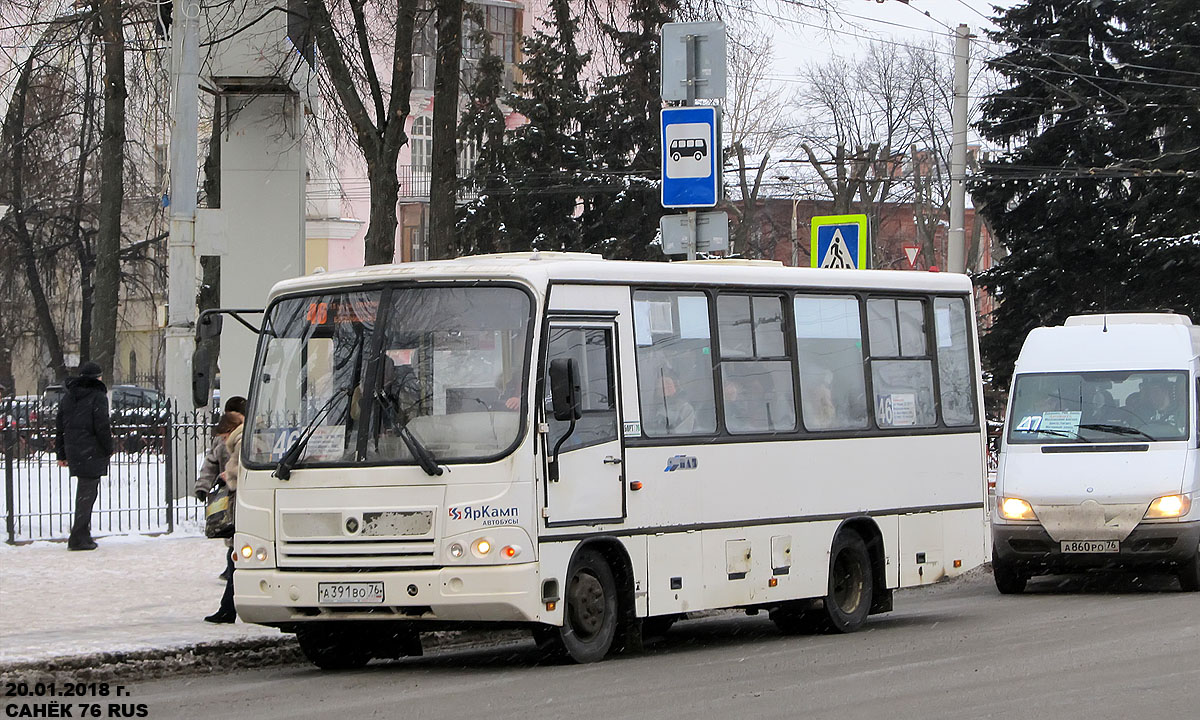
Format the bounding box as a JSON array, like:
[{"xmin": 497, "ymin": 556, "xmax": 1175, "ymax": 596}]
[
  {"xmin": 317, "ymin": 582, "xmax": 385, "ymax": 604},
  {"xmin": 1060, "ymin": 540, "xmax": 1119, "ymax": 554}
]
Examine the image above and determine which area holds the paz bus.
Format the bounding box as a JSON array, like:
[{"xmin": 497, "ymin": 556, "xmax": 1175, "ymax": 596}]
[{"xmin": 219, "ymin": 252, "xmax": 987, "ymax": 668}]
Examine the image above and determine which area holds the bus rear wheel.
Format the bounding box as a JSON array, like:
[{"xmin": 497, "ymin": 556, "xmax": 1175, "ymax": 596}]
[
  {"xmin": 296, "ymin": 625, "xmax": 374, "ymax": 670},
  {"xmin": 537, "ymin": 550, "xmax": 618, "ymax": 663},
  {"xmin": 773, "ymin": 531, "xmax": 873, "ymax": 634}
]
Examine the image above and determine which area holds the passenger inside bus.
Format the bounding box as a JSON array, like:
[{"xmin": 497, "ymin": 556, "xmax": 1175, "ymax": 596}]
[{"xmin": 650, "ymin": 369, "xmax": 697, "ymax": 435}]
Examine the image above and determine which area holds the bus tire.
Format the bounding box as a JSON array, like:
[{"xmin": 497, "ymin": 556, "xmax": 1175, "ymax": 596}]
[
  {"xmin": 545, "ymin": 550, "xmax": 619, "ymax": 663},
  {"xmin": 820, "ymin": 532, "xmax": 874, "ymax": 633},
  {"xmin": 1177, "ymin": 550, "xmax": 1200, "ymax": 592},
  {"xmin": 992, "ymin": 551, "xmax": 1027, "ymax": 594},
  {"xmin": 296, "ymin": 626, "xmax": 373, "ymax": 670}
]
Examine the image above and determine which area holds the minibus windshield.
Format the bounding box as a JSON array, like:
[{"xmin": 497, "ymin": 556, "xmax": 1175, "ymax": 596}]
[
  {"xmin": 1007, "ymin": 370, "xmax": 1189, "ymax": 444},
  {"xmin": 246, "ymin": 285, "xmax": 532, "ymax": 469}
]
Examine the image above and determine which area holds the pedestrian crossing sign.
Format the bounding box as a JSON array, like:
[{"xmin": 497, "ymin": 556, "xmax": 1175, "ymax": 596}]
[{"xmin": 811, "ymin": 214, "xmax": 869, "ymax": 269}]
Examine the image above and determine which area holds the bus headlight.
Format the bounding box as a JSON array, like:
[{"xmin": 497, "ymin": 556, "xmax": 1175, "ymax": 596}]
[
  {"xmin": 1145, "ymin": 494, "xmax": 1191, "ymax": 519},
  {"xmin": 449, "ymin": 542, "xmax": 464, "ymax": 558},
  {"xmin": 999, "ymin": 497, "xmax": 1037, "ymax": 521}
]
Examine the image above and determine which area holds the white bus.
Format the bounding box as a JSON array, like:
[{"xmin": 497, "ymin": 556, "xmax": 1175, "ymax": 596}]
[{"xmin": 226, "ymin": 253, "xmax": 987, "ymax": 668}]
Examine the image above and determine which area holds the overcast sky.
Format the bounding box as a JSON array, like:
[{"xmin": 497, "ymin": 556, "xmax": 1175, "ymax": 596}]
[{"xmin": 760, "ymin": 0, "xmax": 1016, "ymax": 84}]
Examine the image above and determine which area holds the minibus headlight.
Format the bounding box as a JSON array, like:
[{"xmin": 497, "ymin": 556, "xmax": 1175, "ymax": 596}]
[
  {"xmin": 1144, "ymin": 494, "xmax": 1191, "ymax": 519},
  {"xmin": 999, "ymin": 497, "xmax": 1037, "ymax": 521}
]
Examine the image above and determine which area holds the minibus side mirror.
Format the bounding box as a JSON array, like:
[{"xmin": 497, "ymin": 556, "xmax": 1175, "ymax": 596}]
[
  {"xmin": 548, "ymin": 358, "xmax": 581, "ymax": 482},
  {"xmin": 191, "ymin": 345, "xmax": 212, "ymax": 409},
  {"xmin": 549, "ymin": 358, "xmax": 581, "ymax": 422}
]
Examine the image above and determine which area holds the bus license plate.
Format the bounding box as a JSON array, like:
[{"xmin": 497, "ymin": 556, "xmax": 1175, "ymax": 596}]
[
  {"xmin": 317, "ymin": 582, "xmax": 385, "ymax": 604},
  {"xmin": 1060, "ymin": 540, "xmax": 1119, "ymax": 554}
]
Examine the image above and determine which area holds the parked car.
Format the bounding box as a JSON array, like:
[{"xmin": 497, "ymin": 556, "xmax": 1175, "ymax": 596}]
[
  {"xmin": 1, "ymin": 395, "xmax": 49, "ymax": 457},
  {"xmin": 110, "ymin": 385, "xmax": 169, "ymax": 452}
]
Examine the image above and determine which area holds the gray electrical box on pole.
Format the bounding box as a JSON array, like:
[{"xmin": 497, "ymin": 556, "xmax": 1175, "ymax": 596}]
[
  {"xmin": 661, "ymin": 22, "xmax": 727, "ymax": 102},
  {"xmin": 660, "ymin": 211, "xmax": 729, "ymax": 255}
]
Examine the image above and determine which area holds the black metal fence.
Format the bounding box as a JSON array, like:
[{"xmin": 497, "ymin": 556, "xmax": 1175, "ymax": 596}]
[{"xmin": 2, "ymin": 402, "xmax": 213, "ymax": 543}]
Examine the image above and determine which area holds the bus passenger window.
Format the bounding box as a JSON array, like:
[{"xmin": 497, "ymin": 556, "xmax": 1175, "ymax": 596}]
[
  {"xmin": 794, "ymin": 295, "xmax": 869, "ymax": 431},
  {"xmin": 633, "ymin": 291, "xmax": 718, "ymax": 437},
  {"xmin": 716, "ymin": 294, "xmax": 796, "ymax": 434},
  {"xmin": 866, "ymin": 297, "xmax": 936, "ymax": 428},
  {"xmin": 934, "ymin": 297, "xmax": 977, "ymax": 426}
]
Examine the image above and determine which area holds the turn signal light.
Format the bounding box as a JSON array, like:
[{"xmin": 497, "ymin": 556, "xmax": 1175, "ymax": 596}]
[
  {"xmin": 473, "ymin": 538, "xmax": 492, "ymax": 556},
  {"xmin": 239, "ymin": 544, "xmax": 254, "ymax": 559},
  {"xmin": 999, "ymin": 497, "xmax": 1037, "ymax": 521},
  {"xmin": 1145, "ymin": 494, "xmax": 1191, "ymax": 519}
]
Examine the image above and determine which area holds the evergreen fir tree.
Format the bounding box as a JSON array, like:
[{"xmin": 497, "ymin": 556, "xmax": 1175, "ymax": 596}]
[
  {"xmin": 971, "ymin": 0, "xmax": 1200, "ymax": 387},
  {"xmin": 578, "ymin": 0, "xmax": 681, "ymax": 260},
  {"xmin": 500, "ymin": 0, "xmax": 590, "ymax": 250}
]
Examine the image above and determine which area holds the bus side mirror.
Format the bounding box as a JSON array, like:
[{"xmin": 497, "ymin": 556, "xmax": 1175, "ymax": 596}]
[
  {"xmin": 197, "ymin": 313, "xmax": 223, "ymax": 341},
  {"xmin": 549, "ymin": 358, "xmax": 581, "ymax": 422},
  {"xmin": 191, "ymin": 345, "xmax": 212, "ymax": 409}
]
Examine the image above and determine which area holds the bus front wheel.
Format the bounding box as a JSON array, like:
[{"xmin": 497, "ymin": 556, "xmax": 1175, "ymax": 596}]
[
  {"xmin": 538, "ymin": 550, "xmax": 618, "ymax": 663},
  {"xmin": 296, "ymin": 625, "xmax": 374, "ymax": 670}
]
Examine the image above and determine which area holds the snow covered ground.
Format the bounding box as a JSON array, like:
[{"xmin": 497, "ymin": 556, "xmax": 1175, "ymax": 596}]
[{"xmin": 0, "ymin": 534, "xmax": 281, "ymax": 666}]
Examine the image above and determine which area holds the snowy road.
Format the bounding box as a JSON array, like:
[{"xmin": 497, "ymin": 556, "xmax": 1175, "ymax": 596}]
[{"xmin": 124, "ymin": 569, "xmax": 1198, "ymax": 720}]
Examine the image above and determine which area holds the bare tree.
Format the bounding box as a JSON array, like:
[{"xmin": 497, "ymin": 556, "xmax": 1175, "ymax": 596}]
[
  {"xmin": 792, "ymin": 42, "xmax": 932, "ymax": 266},
  {"xmin": 721, "ymin": 25, "xmax": 786, "ymax": 258},
  {"xmin": 305, "ymin": 0, "xmax": 419, "ymax": 265}
]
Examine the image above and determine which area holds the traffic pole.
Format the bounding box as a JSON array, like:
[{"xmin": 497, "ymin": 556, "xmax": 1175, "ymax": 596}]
[{"xmin": 948, "ymin": 24, "xmax": 970, "ymax": 274}]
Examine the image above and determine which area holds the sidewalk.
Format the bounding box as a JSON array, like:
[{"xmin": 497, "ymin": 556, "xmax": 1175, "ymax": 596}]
[{"xmin": 0, "ymin": 534, "xmax": 283, "ymax": 669}]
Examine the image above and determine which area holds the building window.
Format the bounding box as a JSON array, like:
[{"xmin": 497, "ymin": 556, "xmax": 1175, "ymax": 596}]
[{"xmin": 411, "ymin": 116, "xmax": 432, "ymax": 172}]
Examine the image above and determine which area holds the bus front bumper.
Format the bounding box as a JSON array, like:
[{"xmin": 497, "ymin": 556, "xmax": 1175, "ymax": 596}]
[{"xmin": 233, "ymin": 562, "xmax": 544, "ymax": 626}]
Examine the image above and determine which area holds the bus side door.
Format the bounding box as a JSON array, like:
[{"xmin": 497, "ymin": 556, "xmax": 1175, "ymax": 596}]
[{"xmin": 543, "ymin": 321, "xmax": 626, "ymax": 526}]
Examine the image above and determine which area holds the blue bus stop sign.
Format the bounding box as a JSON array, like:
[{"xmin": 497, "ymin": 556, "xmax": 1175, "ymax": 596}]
[{"xmin": 661, "ymin": 106, "xmax": 719, "ymax": 209}]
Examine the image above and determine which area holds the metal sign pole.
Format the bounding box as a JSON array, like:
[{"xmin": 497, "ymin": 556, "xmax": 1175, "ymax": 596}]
[{"xmin": 687, "ymin": 210, "xmax": 698, "ymax": 261}]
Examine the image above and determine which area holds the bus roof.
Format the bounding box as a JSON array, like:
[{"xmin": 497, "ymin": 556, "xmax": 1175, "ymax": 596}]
[{"xmin": 268, "ymin": 252, "xmax": 974, "ymax": 301}]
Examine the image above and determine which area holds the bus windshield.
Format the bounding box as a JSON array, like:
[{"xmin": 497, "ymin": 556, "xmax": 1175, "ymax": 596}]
[
  {"xmin": 1007, "ymin": 370, "xmax": 1190, "ymax": 444},
  {"xmin": 246, "ymin": 285, "xmax": 532, "ymax": 469}
]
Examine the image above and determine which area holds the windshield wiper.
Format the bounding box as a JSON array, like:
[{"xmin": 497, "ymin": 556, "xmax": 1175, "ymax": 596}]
[
  {"xmin": 274, "ymin": 391, "xmax": 347, "ymax": 480},
  {"xmin": 1078, "ymin": 423, "xmax": 1157, "ymax": 441},
  {"xmin": 376, "ymin": 389, "xmax": 443, "ymax": 477},
  {"xmin": 1012, "ymin": 427, "xmax": 1085, "ymax": 441}
]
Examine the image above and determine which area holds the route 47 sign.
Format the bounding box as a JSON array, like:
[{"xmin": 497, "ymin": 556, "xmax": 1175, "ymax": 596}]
[
  {"xmin": 661, "ymin": 106, "xmax": 720, "ymax": 209},
  {"xmin": 811, "ymin": 214, "xmax": 869, "ymax": 269}
]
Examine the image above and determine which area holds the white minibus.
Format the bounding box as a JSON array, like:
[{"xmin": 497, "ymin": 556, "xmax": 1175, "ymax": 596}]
[
  {"xmin": 992, "ymin": 313, "xmax": 1200, "ymax": 593},
  {"xmin": 221, "ymin": 253, "xmax": 988, "ymax": 668}
]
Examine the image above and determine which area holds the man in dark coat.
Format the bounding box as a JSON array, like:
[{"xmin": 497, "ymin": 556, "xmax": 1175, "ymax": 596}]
[{"xmin": 55, "ymin": 361, "xmax": 113, "ymax": 551}]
